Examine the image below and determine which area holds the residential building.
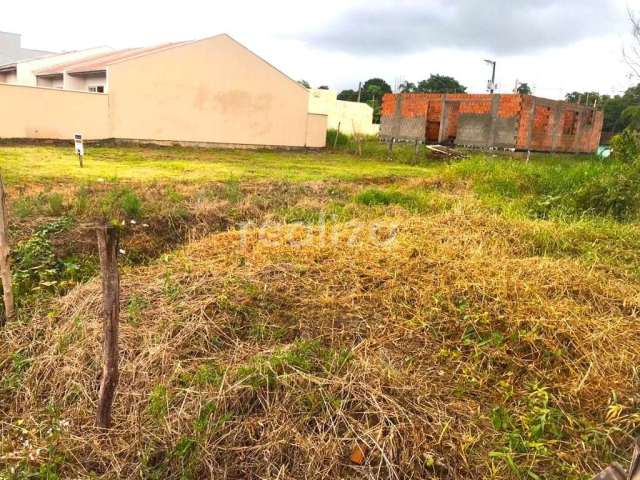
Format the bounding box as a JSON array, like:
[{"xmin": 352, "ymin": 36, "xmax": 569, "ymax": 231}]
[
  {"xmin": 308, "ymin": 88, "xmax": 379, "ymax": 136},
  {"xmin": 0, "ymin": 34, "xmax": 326, "ymax": 148},
  {"xmin": 0, "ymin": 46, "xmax": 113, "ymax": 88},
  {"xmin": 380, "ymin": 93, "xmax": 603, "ymax": 153},
  {"xmin": 33, "ymin": 44, "xmax": 186, "ymax": 92}
]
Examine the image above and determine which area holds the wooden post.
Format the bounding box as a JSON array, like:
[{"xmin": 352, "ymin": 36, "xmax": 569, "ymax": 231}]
[
  {"xmin": 333, "ymin": 121, "xmax": 341, "ymax": 149},
  {"xmin": 0, "ymin": 176, "xmax": 14, "ymax": 325},
  {"xmin": 387, "ymin": 138, "xmax": 394, "ymax": 158},
  {"xmin": 78, "ymin": 153, "xmax": 83, "ymax": 168},
  {"xmin": 96, "ymin": 224, "xmax": 120, "ymax": 429}
]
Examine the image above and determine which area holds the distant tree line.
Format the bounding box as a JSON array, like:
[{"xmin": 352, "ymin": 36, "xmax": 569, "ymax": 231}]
[
  {"xmin": 337, "ymin": 78, "xmax": 392, "ymax": 124},
  {"xmin": 397, "ymin": 74, "xmax": 467, "ymax": 94},
  {"xmin": 336, "ymin": 75, "xmax": 468, "ymax": 124},
  {"xmin": 565, "ymin": 85, "xmax": 640, "ymax": 133}
]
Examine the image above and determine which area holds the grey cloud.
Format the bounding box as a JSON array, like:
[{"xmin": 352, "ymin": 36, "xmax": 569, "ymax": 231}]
[{"xmin": 299, "ymin": 0, "xmax": 623, "ymax": 55}]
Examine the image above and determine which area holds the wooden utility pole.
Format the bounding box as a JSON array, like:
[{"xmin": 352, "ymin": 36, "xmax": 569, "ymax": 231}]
[
  {"xmin": 0, "ymin": 176, "xmax": 15, "ymax": 325},
  {"xmin": 96, "ymin": 224, "xmax": 120, "ymax": 429}
]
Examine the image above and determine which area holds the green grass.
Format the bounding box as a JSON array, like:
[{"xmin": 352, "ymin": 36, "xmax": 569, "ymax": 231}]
[
  {"xmin": 0, "ymin": 145, "xmax": 438, "ymax": 184},
  {"xmin": 2, "ymin": 142, "xmax": 640, "ymax": 480},
  {"xmin": 3, "ymin": 142, "xmax": 640, "ymax": 282},
  {"xmin": 445, "ymin": 154, "xmax": 640, "ymax": 221}
]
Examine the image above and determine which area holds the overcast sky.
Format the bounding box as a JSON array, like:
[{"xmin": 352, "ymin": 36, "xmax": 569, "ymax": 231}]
[{"xmin": 3, "ymin": 0, "xmax": 640, "ymax": 99}]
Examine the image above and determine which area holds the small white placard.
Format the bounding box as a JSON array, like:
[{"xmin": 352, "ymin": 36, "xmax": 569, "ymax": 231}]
[{"xmin": 74, "ymin": 133, "xmax": 84, "ymax": 156}]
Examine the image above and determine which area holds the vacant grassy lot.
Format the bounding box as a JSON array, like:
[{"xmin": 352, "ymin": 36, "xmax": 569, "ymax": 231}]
[
  {"xmin": 0, "ymin": 145, "xmax": 439, "ymax": 183},
  {"xmin": 1, "ymin": 143, "xmax": 639, "ymax": 479}
]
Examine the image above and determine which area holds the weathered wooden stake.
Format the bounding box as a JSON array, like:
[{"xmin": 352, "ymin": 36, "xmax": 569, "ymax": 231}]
[
  {"xmin": 0, "ymin": 176, "xmax": 15, "ymax": 325},
  {"xmin": 333, "ymin": 121, "xmax": 341, "ymax": 149},
  {"xmin": 387, "ymin": 138, "xmax": 394, "ymax": 158},
  {"xmin": 96, "ymin": 224, "xmax": 120, "ymax": 429}
]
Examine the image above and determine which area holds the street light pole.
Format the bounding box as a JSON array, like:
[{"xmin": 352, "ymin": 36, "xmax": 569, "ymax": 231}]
[{"xmin": 484, "ymin": 59, "xmax": 496, "ymax": 94}]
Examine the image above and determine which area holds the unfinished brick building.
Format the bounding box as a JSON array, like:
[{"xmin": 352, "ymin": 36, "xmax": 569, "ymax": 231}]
[{"xmin": 380, "ymin": 93, "xmax": 603, "ymax": 153}]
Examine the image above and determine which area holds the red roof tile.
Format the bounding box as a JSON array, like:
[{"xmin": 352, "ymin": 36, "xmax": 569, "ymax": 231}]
[{"xmin": 36, "ymin": 42, "xmax": 192, "ymax": 75}]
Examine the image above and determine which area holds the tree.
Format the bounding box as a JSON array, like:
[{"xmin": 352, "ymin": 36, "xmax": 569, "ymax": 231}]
[
  {"xmin": 337, "ymin": 78, "xmax": 392, "ymax": 123},
  {"xmin": 416, "ymin": 74, "xmax": 466, "ymax": 93},
  {"xmin": 565, "ymin": 91, "xmax": 603, "ymax": 105},
  {"xmin": 516, "ymin": 83, "xmax": 532, "ymax": 95},
  {"xmin": 298, "ymin": 79, "xmax": 310, "ymax": 89},
  {"xmin": 361, "ymin": 78, "xmax": 392, "ymax": 101},
  {"xmin": 337, "ymin": 89, "xmax": 358, "ymax": 101},
  {"xmin": 317, "ymin": 85, "xmax": 329, "ymax": 90},
  {"xmin": 624, "ymin": 9, "xmax": 640, "ymax": 80},
  {"xmin": 361, "ymin": 78, "xmax": 392, "ymax": 124},
  {"xmin": 564, "ymin": 85, "xmax": 640, "ymax": 133},
  {"xmin": 398, "ymin": 81, "xmax": 417, "ymax": 93}
]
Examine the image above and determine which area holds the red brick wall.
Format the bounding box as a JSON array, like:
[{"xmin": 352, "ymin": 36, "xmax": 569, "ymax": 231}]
[
  {"xmin": 514, "ymin": 97, "xmax": 603, "ymax": 153},
  {"xmin": 381, "ymin": 93, "xmax": 602, "ymax": 152}
]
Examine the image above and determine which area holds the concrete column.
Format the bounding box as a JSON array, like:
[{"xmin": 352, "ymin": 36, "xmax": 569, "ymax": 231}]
[
  {"xmin": 550, "ymin": 104, "xmax": 563, "ymax": 152},
  {"xmin": 488, "ymin": 94, "xmax": 500, "ymax": 148},
  {"xmin": 393, "ymin": 94, "xmax": 403, "ymax": 139},
  {"xmin": 437, "ymin": 94, "xmax": 448, "ymax": 143},
  {"xmin": 526, "ymin": 97, "xmax": 537, "ymax": 151},
  {"xmin": 572, "ymin": 109, "xmax": 584, "ymax": 153}
]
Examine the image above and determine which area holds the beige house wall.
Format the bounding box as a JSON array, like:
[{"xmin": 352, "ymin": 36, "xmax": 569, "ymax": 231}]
[
  {"xmin": 108, "ymin": 35, "xmax": 318, "ymax": 147},
  {"xmin": 308, "ymin": 88, "xmax": 379, "ymax": 136},
  {"xmin": 0, "ymin": 84, "xmax": 109, "ymax": 139}
]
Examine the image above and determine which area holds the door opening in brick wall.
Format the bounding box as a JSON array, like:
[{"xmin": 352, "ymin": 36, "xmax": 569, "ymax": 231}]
[{"xmin": 563, "ymin": 111, "xmax": 579, "ymax": 135}]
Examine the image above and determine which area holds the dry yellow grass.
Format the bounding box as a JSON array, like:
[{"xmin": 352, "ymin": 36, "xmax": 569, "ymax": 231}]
[{"xmin": 1, "ymin": 211, "xmax": 639, "ymax": 479}]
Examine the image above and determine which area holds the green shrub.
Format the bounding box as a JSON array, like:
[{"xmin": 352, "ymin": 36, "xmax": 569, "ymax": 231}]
[
  {"xmin": 610, "ymin": 127, "xmax": 640, "ymax": 164},
  {"xmin": 355, "ymin": 188, "xmax": 418, "ymax": 210},
  {"xmin": 572, "ymin": 168, "xmax": 640, "ymax": 219},
  {"xmin": 47, "ymin": 193, "xmax": 65, "ymax": 216},
  {"xmin": 326, "ymin": 128, "xmax": 350, "ymax": 148},
  {"xmin": 237, "ymin": 340, "xmax": 350, "ymax": 390},
  {"xmin": 102, "ymin": 187, "xmax": 142, "ymax": 219},
  {"xmin": 222, "ymin": 178, "xmax": 241, "ymax": 203},
  {"xmin": 74, "ymin": 187, "xmax": 90, "ymax": 215},
  {"xmin": 147, "ymin": 385, "xmax": 169, "ymax": 419},
  {"xmin": 10, "ymin": 218, "xmax": 76, "ymax": 300}
]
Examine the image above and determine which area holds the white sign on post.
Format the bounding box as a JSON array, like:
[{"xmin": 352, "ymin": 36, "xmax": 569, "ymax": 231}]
[
  {"xmin": 74, "ymin": 133, "xmax": 84, "ymax": 168},
  {"xmin": 74, "ymin": 133, "xmax": 84, "ymax": 156}
]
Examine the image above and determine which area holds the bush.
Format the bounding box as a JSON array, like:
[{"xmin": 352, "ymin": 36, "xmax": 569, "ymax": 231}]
[
  {"xmin": 326, "ymin": 129, "xmax": 350, "ymax": 148},
  {"xmin": 9, "ymin": 218, "xmax": 90, "ymax": 301},
  {"xmin": 572, "ymin": 168, "xmax": 640, "ymax": 220},
  {"xmin": 47, "ymin": 193, "xmax": 65, "ymax": 216},
  {"xmin": 102, "ymin": 187, "xmax": 142, "ymax": 219},
  {"xmin": 610, "ymin": 127, "xmax": 640, "ymax": 164}
]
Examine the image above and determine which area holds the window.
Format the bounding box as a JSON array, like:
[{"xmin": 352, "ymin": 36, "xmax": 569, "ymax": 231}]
[
  {"xmin": 562, "ymin": 110, "xmax": 579, "ymax": 135},
  {"xmin": 585, "ymin": 110, "xmax": 594, "ymax": 127},
  {"xmin": 88, "ymin": 85, "xmax": 104, "ymax": 93}
]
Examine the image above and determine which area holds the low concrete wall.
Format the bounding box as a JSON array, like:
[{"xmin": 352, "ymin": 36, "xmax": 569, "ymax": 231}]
[
  {"xmin": 0, "ymin": 83, "xmax": 109, "ymax": 139},
  {"xmin": 309, "ymin": 89, "xmax": 378, "ymax": 136}
]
